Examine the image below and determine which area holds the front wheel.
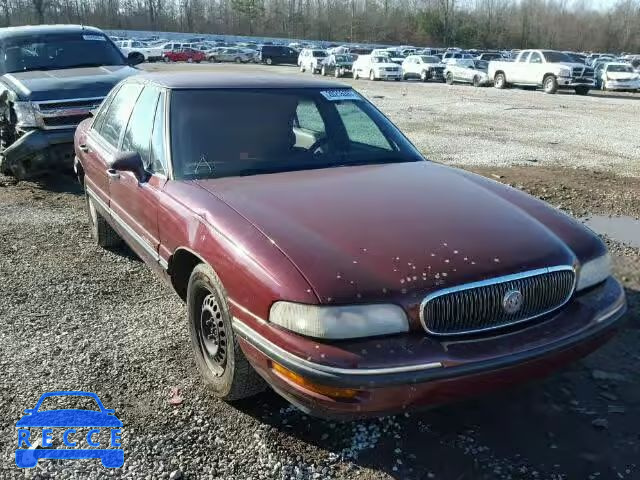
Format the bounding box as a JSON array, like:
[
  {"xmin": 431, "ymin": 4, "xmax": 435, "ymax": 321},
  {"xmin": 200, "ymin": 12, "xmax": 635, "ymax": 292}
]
[
  {"xmin": 354, "ymin": 70, "xmax": 360, "ymax": 80},
  {"xmin": 321, "ymin": 66, "xmax": 327, "ymax": 76},
  {"xmin": 187, "ymin": 263, "xmax": 265, "ymax": 401},
  {"xmin": 574, "ymin": 86, "xmax": 590, "ymax": 96},
  {"xmin": 265, "ymin": 57, "xmax": 273, "ymax": 65},
  {"xmin": 445, "ymin": 72, "xmax": 454, "ymax": 85},
  {"xmin": 234, "ymin": 57, "xmax": 241, "ymax": 63},
  {"xmin": 473, "ymin": 75, "xmax": 481, "ymax": 87},
  {"xmin": 420, "ymin": 70, "xmax": 429, "ymax": 82},
  {"xmin": 369, "ymin": 70, "xmax": 376, "ymax": 81},
  {"xmin": 163, "ymin": 56, "xmax": 170, "ymax": 63},
  {"xmin": 543, "ymin": 75, "xmax": 558, "ymax": 94}
]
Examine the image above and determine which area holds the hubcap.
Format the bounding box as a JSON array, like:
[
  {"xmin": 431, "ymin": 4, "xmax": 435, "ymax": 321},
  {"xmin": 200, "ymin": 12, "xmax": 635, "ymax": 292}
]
[{"xmin": 198, "ymin": 293, "xmax": 227, "ymax": 376}]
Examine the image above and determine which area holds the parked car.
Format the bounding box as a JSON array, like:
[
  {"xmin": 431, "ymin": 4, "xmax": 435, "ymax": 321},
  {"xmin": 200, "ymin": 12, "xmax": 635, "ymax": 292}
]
[
  {"xmin": 0, "ymin": 24, "xmax": 139, "ymax": 179},
  {"xmin": 353, "ymin": 55, "xmax": 402, "ymax": 81},
  {"xmin": 597, "ymin": 62, "xmax": 640, "ymax": 91},
  {"xmin": 489, "ymin": 49, "xmax": 595, "ymax": 94},
  {"xmin": 476, "ymin": 52, "xmax": 503, "ymax": 61},
  {"xmin": 442, "ymin": 51, "xmax": 474, "ymax": 62},
  {"xmin": 163, "ymin": 48, "xmax": 205, "ymax": 63},
  {"xmin": 444, "ymin": 59, "xmax": 491, "ymax": 87},
  {"xmin": 117, "ymin": 39, "xmax": 163, "ymax": 63},
  {"xmin": 258, "ymin": 45, "xmax": 299, "ymax": 65},
  {"xmin": 402, "ymin": 55, "xmax": 446, "ymax": 82},
  {"xmin": 159, "ymin": 42, "xmax": 184, "ymax": 53},
  {"xmin": 298, "ymin": 49, "xmax": 328, "ymax": 73},
  {"xmin": 208, "ymin": 47, "xmax": 254, "ymax": 63},
  {"xmin": 319, "ymin": 54, "xmax": 355, "ymax": 77},
  {"xmin": 75, "ymin": 72, "xmax": 626, "ymax": 419}
]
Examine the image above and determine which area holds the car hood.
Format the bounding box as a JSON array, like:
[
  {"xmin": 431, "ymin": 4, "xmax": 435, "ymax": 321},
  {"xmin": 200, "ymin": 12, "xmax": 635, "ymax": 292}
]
[
  {"xmin": 1, "ymin": 65, "xmax": 138, "ymax": 101},
  {"xmin": 606, "ymin": 72, "xmax": 639, "ymax": 80},
  {"xmin": 16, "ymin": 409, "xmax": 122, "ymax": 427},
  {"xmin": 196, "ymin": 162, "xmax": 576, "ymax": 303},
  {"xmin": 372, "ymin": 62, "xmax": 399, "ymax": 68}
]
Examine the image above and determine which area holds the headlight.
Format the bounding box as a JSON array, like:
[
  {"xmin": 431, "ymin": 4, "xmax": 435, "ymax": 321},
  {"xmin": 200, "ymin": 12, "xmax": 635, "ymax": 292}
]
[
  {"xmin": 13, "ymin": 101, "xmax": 40, "ymax": 128},
  {"xmin": 576, "ymin": 253, "xmax": 611, "ymax": 291},
  {"xmin": 558, "ymin": 68, "xmax": 572, "ymax": 77},
  {"xmin": 269, "ymin": 301, "xmax": 409, "ymax": 339}
]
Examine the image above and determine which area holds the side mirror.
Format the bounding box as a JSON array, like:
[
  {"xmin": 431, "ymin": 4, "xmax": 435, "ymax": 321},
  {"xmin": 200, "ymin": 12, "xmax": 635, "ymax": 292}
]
[{"xmin": 111, "ymin": 151, "xmax": 147, "ymax": 181}]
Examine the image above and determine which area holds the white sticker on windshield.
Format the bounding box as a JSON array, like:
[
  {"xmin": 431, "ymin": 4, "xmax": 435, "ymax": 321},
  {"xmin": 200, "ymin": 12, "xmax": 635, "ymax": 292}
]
[
  {"xmin": 83, "ymin": 35, "xmax": 106, "ymax": 41},
  {"xmin": 320, "ymin": 89, "xmax": 362, "ymax": 101}
]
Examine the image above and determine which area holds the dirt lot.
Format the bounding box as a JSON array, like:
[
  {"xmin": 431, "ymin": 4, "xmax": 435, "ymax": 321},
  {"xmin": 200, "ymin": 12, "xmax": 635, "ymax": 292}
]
[{"xmin": 0, "ymin": 63, "xmax": 639, "ymax": 480}]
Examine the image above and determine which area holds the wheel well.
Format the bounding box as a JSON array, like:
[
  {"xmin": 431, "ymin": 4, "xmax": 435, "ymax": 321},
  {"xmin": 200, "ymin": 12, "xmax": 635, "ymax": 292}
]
[
  {"xmin": 543, "ymin": 73, "xmax": 556, "ymax": 81},
  {"xmin": 494, "ymin": 70, "xmax": 504, "ymax": 78},
  {"xmin": 169, "ymin": 249, "xmax": 203, "ymax": 301}
]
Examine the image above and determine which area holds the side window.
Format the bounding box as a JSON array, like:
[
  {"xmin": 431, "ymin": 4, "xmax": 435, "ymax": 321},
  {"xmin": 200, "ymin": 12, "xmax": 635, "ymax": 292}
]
[
  {"xmin": 529, "ymin": 52, "xmax": 542, "ymax": 64},
  {"xmin": 518, "ymin": 52, "xmax": 531, "ymax": 63},
  {"xmin": 336, "ymin": 102, "xmax": 393, "ymax": 151},
  {"xmin": 96, "ymin": 83, "xmax": 143, "ymax": 148},
  {"xmin": 149, "ymin": 92, "xmax": 167, "ymax": 175},
  {"xmin": 91, "ymin": 85, "xmax": 120, "ymax": 134},
  {"xmin": 121, "ymin": 86, "xmax": 161, "ymax": 168},
  {"xmin": 295, "ymin": 100, "xmax": 325, "ymax": 134}
]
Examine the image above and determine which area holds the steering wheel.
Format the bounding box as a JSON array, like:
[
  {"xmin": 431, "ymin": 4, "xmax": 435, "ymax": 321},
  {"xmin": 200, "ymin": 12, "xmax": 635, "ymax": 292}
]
[{"xmin": 308, "ymin": 136, "xmax": 330, "ymax": 156}]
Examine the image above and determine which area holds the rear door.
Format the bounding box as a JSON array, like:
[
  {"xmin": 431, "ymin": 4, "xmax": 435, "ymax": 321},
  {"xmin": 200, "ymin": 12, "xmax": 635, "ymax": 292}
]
[{"xmin": 109, "ymin": 86, "xmax": 167, "ymax": 266}]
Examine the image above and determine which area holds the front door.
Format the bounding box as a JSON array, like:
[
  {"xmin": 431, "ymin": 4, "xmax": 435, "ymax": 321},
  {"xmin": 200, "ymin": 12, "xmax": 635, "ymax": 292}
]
[{"xmin": 108, "ymin": 86, "xmax": 167, "ymax": 266}]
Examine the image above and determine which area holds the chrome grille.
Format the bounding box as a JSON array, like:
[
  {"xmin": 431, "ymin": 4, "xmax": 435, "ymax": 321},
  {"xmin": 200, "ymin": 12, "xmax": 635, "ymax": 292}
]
[
  {"xmin": 572, "ymin": 67, "xmax": 594, "ymax": 78},
  {"xmin": 35, "ymin": 97, "xmax": 104, "ymax": 130},
  {"xmin": 420, "ymin": 267, "xmax": 575, "ymax": 336}
]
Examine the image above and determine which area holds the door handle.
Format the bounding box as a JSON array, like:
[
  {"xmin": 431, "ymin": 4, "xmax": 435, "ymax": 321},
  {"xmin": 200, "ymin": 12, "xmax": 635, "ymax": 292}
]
[
  {"xmin": 79, "ymin": 144, "xmax": 90, "ymax": 153},
  {"xmin": 107, "ymin": 169, "xmax": 120, "ymax": 180}
]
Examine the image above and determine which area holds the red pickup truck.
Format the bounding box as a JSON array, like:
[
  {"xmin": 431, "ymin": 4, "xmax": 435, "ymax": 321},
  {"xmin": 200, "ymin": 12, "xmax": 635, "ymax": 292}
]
[{"xmin": 162, "ymin": 48, "xmax": 205, "ymax": 63}]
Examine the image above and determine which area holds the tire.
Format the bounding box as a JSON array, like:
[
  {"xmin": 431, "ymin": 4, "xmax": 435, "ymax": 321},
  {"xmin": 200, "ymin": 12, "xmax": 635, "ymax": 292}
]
[
  {"xmin": 354, "ymin": 70, "xmax": 359, "ymax": 80},
  {"xmin": 473, "ymin": 76, "xmax": 481, "ymax": 87},
  {"xmin": 234, "ymin": 57, "xmax": 241, "ymax": 63},
  {"xmin": 85, "ymin": 188, "xmax": 121, "ymax": 248},
  {"xmin": 187, "ymin": 58, "xmax": 193, "ymax": 63},
  {"xmin": 369, "ymin": 70, "xmax": 376, "ymax": 81},
  {"xmin": 163, "ymin": 56, "xmax": 170, "ymax": 63},
  {"xmin": 0, "ymin": 124, "xmax": 15, "ymax": 176},
  {"xmin": 445, "ymin": 72, "xmax": 454, "ymax": 85},
  {"xmin": 334, "ymin": 68, "xmax": 340, "ymax": 78},
  {"xmin": 494, "ymin": 72, "xmax": 506, "ymax": 89},
  {"xmin": 543, "ymin": 75, "xmax": 558, "ymax": 94},
  {"xmin": 187, "ymin": 263, "xmax": 265, "ymax": 401},
  {"xmin": 321, "ymin": 66, "xmax": 327, "ymax": 76},
  {"xmin": 575, "ymin": 86, "xmax": 590, "ymax": 95},
  {"xmin": 300, "ymin": 64, "xmax": 305, "ymax": 72},
  {"xmin": 265, "ymin": 57, "xmax": 273, "ymax": 65},
  {"xmin": 420, "ymin": 70, "xmax": 429, "ymax": 82}
]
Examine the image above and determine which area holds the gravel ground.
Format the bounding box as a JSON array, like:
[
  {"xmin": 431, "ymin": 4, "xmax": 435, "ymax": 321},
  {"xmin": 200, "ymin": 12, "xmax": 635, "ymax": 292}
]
[{"xmin": 1, "ymin": 63, "xmax": 639, "ymax": 480}]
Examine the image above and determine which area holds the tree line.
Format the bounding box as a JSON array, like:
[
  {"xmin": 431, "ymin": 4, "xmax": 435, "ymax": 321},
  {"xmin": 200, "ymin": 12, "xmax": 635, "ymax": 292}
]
[{"xmin": 4, "ymin": 0, "xmax": 640, "ymax": 53}]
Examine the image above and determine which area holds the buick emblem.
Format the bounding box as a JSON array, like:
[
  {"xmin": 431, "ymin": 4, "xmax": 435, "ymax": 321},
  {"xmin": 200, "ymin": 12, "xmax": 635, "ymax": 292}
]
[{"xmin": 502, "ymin": 290, "xmax": 523, "ymax": 314}]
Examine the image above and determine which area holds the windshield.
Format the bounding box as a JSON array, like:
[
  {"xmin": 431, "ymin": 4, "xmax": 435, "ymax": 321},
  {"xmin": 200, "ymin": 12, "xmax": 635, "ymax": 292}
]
[
  {"xmin": 170, "ymin": 89, "xmax": 422, "ymax": 179},
  {"xmin": 420, "ymin": 56, "xmax": 440, "ymax": 63},
  {"xmin": 542, "ymin": 51, "xmax": 573, "ymax": 63},
  {"xmin": 312, "ymin": 51, "xmax": 326, "ymax": 57},
  {"xmin": 474, "ymin": 60, "xmax": 489, "ymax": 70},
  {"xmin": 607, "ymin": 64, "xmax": 633, "ymax": 73},
  {"xmin": 0, "ymin": 32, "xmax": 125, "ymax": 73},
  {"xmin": 372, "ymin": 56, "xmax": 388, "ymax": 63},
  {"xmin": 334, "ymin": 55, "xmax": 352, "ymax": 62}
]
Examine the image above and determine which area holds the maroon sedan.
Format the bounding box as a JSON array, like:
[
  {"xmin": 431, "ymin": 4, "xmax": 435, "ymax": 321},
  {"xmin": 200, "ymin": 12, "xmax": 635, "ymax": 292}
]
[
  {"xmin": 74, "ymin": 73, "xmax": 626, "ymax": 419},
  {"xmin": 163, "ymin": 48, "xmax": 205, "ymax": 63}
]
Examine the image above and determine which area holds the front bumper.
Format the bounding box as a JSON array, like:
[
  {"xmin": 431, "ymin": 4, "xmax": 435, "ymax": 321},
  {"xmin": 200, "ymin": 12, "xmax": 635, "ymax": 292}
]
[
  {"xmin": 235, "ymin": 277, "xmax": 626, "ymax": 419},
  {"xmin": 376, "ymin": 71, "xmax": 402, "ymax": 80},
  {"xmin": 1, "ymin": 128, "xmax": 75, "ymax": 179},
  {"xmin": 604, "ymin": 79, "xmax": 640, "ymax": 90},
  {"xmin": 557, "ymin": 77, "xmax": 596, "ymax": 88}
]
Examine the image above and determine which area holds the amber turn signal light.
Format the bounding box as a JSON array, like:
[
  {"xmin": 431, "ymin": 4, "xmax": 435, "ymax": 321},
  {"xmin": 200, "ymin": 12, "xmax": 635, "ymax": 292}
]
[{"xmin": 271, "ymin": 361, "xmax": 361, "ymax": 400}]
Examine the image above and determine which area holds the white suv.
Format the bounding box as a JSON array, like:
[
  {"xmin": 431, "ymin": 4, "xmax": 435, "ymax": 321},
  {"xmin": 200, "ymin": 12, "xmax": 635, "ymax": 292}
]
[
  {"xmin": 353, "ymin": 55, "xmax": 402, "ymax": 81},
  {"xmin": 402, "ymin": 55, "xmax": 446, "ymax": 82},
  {"xmin": 298, "ymin": 49, "xmax": 327, "ymax": 74}
]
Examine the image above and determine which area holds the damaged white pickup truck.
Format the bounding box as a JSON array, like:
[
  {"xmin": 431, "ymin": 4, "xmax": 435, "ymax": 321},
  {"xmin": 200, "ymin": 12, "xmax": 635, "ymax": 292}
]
[{"xmin": 0, "ymin": 24, "xmax": 139, "ymax": 179}]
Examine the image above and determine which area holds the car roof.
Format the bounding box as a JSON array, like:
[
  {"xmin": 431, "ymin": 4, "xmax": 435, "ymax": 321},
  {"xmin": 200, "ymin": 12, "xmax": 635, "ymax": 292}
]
[
  {"xmin": 0, "ymin": 24, "xmax": 105, "ymax": 40},
  {"xmin": 133, "ymin": 72, "xmax": 348, "ymax": 90}
]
